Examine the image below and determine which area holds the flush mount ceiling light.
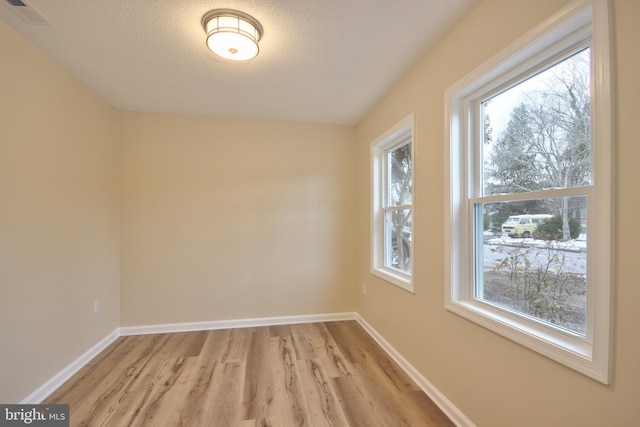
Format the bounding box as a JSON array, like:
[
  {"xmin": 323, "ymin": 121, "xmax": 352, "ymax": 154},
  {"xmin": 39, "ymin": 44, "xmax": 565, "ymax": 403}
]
[{"xmin": 202, "ymin": 9, "xmax": 263, "ymax": 61}]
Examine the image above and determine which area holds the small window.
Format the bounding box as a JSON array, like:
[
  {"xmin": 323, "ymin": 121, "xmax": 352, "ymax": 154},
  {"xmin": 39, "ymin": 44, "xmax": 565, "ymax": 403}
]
[
  {"xmin": 445, "ymin": 0, "xmax": 613, "ymax": 383},
  {"xmin": 372, "ymin": 114, "xmax": 414, "ymax": 292}
]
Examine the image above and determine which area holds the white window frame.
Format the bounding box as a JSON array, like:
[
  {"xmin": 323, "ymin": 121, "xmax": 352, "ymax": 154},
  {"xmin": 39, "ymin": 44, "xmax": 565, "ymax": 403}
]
[
  {"xmin": 444, "ymin": 0, "xmax": 613, "ymax": 383},
  {"xmin": 372, "ymin": 114, "xmax": 415, "ymax": 292}
]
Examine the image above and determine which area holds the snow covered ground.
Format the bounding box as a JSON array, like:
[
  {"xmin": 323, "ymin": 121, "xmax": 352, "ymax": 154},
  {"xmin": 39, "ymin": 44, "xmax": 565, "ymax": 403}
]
[{"xmin": 484, "ymin": 232, "xmax": 587, "ymax": 252}]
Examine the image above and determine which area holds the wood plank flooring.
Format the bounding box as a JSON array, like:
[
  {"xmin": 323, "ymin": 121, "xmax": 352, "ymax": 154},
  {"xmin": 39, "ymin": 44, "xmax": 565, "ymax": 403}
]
[{"xmin": 45, "ymin": 321, "xmax": 455, "ymax": 427}]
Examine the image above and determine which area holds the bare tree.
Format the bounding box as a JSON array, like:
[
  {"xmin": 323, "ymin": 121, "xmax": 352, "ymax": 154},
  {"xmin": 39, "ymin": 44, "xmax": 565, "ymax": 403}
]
[
  {"xmin": 527, "ymin": 50, "xmax": 590, "ymax": 239},
  {"xmin": 389, "ymin": 143, "xmax": 412, "ymax": 271}
]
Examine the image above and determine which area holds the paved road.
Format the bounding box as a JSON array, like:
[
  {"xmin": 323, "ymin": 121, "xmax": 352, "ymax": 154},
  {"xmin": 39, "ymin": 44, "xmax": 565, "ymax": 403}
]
[{"xmin": 483, "ymin": 242, "xmax": 587, "ymax": 275}]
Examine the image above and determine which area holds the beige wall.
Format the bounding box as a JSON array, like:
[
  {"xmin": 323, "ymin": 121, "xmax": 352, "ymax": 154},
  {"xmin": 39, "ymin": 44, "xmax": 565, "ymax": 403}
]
[
  {"xmin": 119, "ymin": 113, "xmax": 356, "ymax": 326},
  {"xmin": 355, "ymin": 0, "xmax": 640, "ymax": 426},
  {"xmin": 0, "ymin": 21, "xmax": 120, "ymax": 403}
]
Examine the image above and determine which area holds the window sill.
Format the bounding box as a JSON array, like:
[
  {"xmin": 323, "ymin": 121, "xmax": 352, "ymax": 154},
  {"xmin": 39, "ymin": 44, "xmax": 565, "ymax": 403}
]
[{"xmin": 372, "ymin": 267, "xmax": 414, "ymax": 294}]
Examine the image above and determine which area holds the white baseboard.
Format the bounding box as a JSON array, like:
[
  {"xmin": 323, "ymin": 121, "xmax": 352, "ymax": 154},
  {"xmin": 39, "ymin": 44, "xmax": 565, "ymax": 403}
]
[
  {"xmin": 119, "ymin": 312, "xmax": 358, "ymax": 336},
  {"xmin": 23, "ymin": 312, "xmax": 474, "ymax": 426},
  {"xmin": 355, "ymin": 314, "xmax": 476, "ymax": 427},
  {"xmin": 21, "ymin": 328, "xmax": 120, "ymax": 404}
]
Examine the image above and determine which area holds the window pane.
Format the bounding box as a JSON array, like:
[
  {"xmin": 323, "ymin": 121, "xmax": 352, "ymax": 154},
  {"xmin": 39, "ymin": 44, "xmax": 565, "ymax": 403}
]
[
  {"xmin": 477, "ymin": 196, "xmax": 587, "ymax": 335},
  {"xmin": 388, "ymin": 142, "xmax": 412, "ymax": 206},
  {"xmin": 384, "ymin": 209, "xmax": 412, "ymax": 273},
  {"xmin": 481, "ymin": 48, "xmax": 591, "ymax": 196}
]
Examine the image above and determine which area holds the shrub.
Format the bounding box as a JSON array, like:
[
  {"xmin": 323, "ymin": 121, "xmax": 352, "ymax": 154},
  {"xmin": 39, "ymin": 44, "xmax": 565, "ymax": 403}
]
[{"xmin": 536, "ymin": 215, "xmax": 582, "ymax": 240}]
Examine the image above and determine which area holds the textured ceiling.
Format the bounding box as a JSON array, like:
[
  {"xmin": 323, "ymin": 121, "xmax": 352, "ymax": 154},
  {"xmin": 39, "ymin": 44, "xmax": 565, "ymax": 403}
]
[{"xmin": 0, "ymin": 0, "xmax": 479, "ymax": 125}]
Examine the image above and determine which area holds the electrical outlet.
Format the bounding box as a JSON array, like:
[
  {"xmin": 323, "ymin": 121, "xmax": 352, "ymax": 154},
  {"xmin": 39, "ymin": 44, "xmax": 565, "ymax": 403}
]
[
  {"xmin": 362, "ymin": 283, "xmax": 367, "ymax": 296},
  {"xmin": 93, "ymin": 299, "xmax": 100, "ymax": 314}
]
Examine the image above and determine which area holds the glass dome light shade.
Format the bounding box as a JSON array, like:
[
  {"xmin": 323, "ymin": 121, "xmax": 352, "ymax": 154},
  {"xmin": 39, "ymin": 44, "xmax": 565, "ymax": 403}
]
[{"xmin": 203, "ymin": 10, "xmax": 263, "ymax": 61}]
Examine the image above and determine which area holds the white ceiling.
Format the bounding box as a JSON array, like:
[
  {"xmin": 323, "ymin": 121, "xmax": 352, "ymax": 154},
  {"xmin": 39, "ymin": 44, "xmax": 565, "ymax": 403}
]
[{"xmin": 0, "ymin": 0, "xmax": 479, "ymax": 125}]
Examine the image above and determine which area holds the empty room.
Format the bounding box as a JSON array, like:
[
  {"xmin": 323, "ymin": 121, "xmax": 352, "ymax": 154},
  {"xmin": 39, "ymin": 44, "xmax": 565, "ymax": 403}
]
[{"xmin": 1, "ymin": 0, "xmax": 638, "ymax": 426}]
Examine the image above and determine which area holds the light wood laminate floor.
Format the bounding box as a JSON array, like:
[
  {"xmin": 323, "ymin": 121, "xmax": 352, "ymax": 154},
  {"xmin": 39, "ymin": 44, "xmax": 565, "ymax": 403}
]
[{"xmin": 46, "ymin": 320, "xmax": 455, "ymax": 426}]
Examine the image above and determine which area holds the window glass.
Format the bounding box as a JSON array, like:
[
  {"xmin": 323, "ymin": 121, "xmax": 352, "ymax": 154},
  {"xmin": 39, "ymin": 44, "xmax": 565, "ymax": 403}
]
[
  {"xmin": 482, "ymin": 48, "xmax": 591, "ymax": 196},
  {"xmin": 474, "ymin": 49, "xmax": 590, "ymax": 336},
  {"xmin": 478, "ymin": 196, "xmax": 587, "ymax": 336},
  {"xmin": 388, "ymin": 143, "xmax": 412, "ymax": 206},
  {"xmin": 385, "ymin": 208, "xmax": 412, "ymax": 273}
]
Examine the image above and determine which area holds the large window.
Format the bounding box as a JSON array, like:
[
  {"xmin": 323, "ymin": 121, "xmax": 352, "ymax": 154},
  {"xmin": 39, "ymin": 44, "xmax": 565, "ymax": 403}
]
[
  {"xmin": 372, "ymin": 114, "xmax": 414, "ymax": 292},
  {"xmin": 445, "ymin": 0, "xmax": 613, "ymax": 382}
]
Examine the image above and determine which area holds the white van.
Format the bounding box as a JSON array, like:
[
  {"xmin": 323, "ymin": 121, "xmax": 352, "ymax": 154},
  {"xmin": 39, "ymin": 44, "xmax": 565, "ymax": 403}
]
[{"xmin": 501, "ymin": 214, "xmax": 553, "ymax": 238}]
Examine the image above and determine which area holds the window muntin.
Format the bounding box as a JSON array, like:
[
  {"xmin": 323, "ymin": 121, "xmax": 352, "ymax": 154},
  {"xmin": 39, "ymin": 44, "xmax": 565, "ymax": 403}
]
[
  {"xmin": 372, "ymin": 115, "xmax": 414, "ymax": 291},
  {"xmin": 445, "ymin": 0, "xmax": 612, "ymax": 383}
]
